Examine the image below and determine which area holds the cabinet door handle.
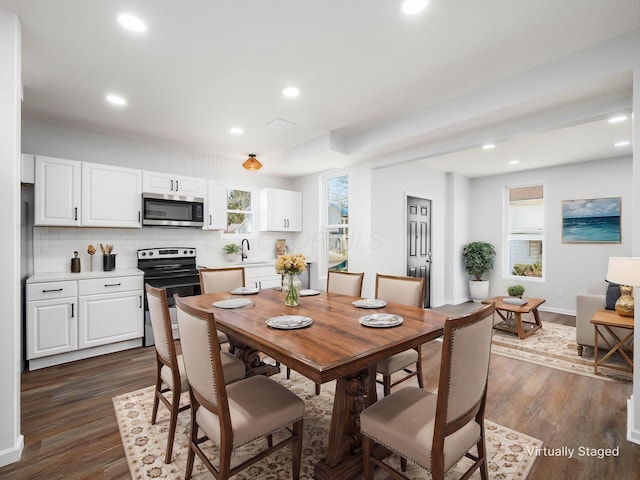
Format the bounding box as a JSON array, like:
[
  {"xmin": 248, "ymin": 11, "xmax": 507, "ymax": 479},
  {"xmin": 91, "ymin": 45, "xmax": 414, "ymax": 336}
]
[
  {"xmin": 139, "ymin": 295, "xmax": 142, "ymax": 308},
  {"xmin": 138, "ymin": 211, "xmax": 141, "ymax": 223},
  {"xmin": 71, "ymin": 303, "xmax": 75, "ymax": 318},
  {"xmin": 104, "ymin": 283, "xmax": 122, "ymax": 287},
  {"xmin": 209, "ymin": 214, "xmax": 212, "ymax": 226},
  {"xmin": 42, "ymin": 288, "xmax": 63, "ymax": 293},
  {"xmin": 175, "ymin": 180, "xmax": 179, "ymax": 191},
  {"xmin": 74, "ymin": 207, "xmax": 78, "ymax": 221},
  {"xmin": 170, "ymin": 179, "xmax": 174, "ymax": 191}
]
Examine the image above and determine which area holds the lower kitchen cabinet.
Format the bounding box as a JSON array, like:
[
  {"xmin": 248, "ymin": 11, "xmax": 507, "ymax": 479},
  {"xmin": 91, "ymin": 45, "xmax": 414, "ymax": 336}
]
[
  {"xmin": 26, "ymin": 270, "xmax": 144, "ymax": 370},
  {"xmin": 244, "ymin": 264, "xmax": 282, "ymax": 290},
  {"xmin": 78, "ymin": 279, "xmax": 144, "ymax": 348}
]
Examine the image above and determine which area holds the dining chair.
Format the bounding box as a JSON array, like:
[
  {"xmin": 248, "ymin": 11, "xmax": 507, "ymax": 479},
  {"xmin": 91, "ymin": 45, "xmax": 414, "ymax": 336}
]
[
  {"xmin": 326, "ymin": 270, "xmax": 365, "ymax": 296},
  {"xmin": 360, "ymin": 302, "xmax": 495, "ymax": 480},
  {"xmin": 199, "ymin": 267, "xmax": 246, "ymax": 345},
  {"xmin": 175, "ymin": 295, "xmax": 305, "ymax": 480},
  {"xmin": 146, "ymin": 284, "xmax": 245, "ymax": 464},
  {"xmin": 374, "ymin": 273, "xmax": 425, "ymax": 396}
]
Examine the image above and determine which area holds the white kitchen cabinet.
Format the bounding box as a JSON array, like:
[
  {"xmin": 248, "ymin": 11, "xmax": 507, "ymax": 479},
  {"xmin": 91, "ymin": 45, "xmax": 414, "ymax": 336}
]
[
  {"xmin": 259, "ymin": 188, "xmax": 302, "ymax": 232},
  {"xmin": 204, "ymin": 180, "xmax": 227, "ymax": 230},
  {"xmin": 244, "ymin": 264, "xmax": 282, "ymax": 290},
  {"xmin": 26, "ymin": 280, "xmax": 78, "ymax": 359},
  {"xmin": 78, "ymin": 276, "xmax": 144, "ymax": 349},
  {"xmin": 143, "ymin": 170, "xmax": 207, "ymax": 197},
  {"xmin": 34, "ymin": 155, "xmax": 82, "ymax": 226},
  {"xmin": 82, "ymin": 162, "xmax": 142, "ymax": 228}
]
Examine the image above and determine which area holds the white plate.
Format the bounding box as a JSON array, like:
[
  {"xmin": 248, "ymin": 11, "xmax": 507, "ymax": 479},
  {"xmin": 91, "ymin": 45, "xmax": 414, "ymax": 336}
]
[
  {"xmin": 213, "ymin": 298, "xmax": 254, "ymax": 309},
  {"xmin": 230, "ymin": 286, "xmax": 260, "ymax": 295},
  {"xmin": 300, "ymin": 289, "xmax": 320, "ymax": 296},
  {"xmin": 265, "ymin": 315, "xmax": 313, "ymax": 329},
  {"xmin": 359, "ymin": 313, "xmax": 403, "ymax": 328},
  {"xmin": 352, "ymin": 298, "xmax": 387, "ymax": 309}
]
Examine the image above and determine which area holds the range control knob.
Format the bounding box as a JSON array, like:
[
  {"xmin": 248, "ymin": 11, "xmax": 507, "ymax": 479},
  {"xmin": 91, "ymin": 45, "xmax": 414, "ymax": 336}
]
[
  {"xmin": 149, "ymin": 252, "xmax": 154, "ymax": 256},
  {"xmin": 140, "ymin": 252, "xmax": 146, "ymax": 256}
]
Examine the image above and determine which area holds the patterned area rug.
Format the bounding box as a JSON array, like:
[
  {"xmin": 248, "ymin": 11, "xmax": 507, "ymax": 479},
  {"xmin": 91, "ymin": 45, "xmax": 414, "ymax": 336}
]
[
  {"xmin": 491, "ymin": 321, "xmax": 632, "ymax": 383},
  {"xmin": 113, "ymin": 372, "xmax": 541, "ymax": 480}
]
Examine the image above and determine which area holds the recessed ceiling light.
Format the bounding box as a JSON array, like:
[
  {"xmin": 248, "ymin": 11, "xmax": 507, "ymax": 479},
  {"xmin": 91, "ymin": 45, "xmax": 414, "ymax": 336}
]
[
  {"xmin": 117, "ymin": 13, "xmax": 147, "ymax": 33},
  {"xmin": 615, "ymin": 140, "xmax": 631, "ymax": 147},
  {"xmin": 400, "ymin": 0, "xmax": 429, "ymax": 15},
  {"xmin": 106, "ymin": 94, "xmax": 127, "ymax": 106},
  {"xmin": 230, "ymin": 127, "xmax": 244, "ymax": 135},
  {"xmin": 608, "ymin": 115, "xmax": 628, "ymax": 124},
  {"xmin": 282, "ymin": 86, "xmax": 300, "ymax": 98},
  {"xmin": 482, "ymin": 143, "xmax": 495, "ymax": 150},
  {"xmin": 508, "ymin": 160, "xmax": 520, "ymax": 165}
]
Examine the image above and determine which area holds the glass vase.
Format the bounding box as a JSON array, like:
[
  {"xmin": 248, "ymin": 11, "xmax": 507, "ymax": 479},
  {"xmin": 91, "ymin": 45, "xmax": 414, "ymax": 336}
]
[{"xmin": 283, "ymin": 273, "xmax": 302, "ymax": 306}]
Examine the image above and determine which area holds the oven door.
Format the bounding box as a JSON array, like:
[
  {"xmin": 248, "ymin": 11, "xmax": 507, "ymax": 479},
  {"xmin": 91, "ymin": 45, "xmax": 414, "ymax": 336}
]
[{"xmin": 142, "ymin": 193, "xmax": 204, "ymax": 227}]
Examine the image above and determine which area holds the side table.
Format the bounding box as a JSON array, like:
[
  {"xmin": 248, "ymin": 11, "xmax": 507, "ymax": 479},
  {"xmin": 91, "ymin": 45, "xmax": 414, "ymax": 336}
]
[
  {"xmin": 483, "ymin": 296, "xmax": 545, "ymax": 339},
  {"xmin": 590, "ymin": 309, "xmax": 634, "ymax": 375}
]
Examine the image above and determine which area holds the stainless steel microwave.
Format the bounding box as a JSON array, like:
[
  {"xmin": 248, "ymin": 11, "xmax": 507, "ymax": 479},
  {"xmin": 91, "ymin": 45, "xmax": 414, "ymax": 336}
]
[{"xmin": 142, "ymin": 193, "xmax": 204, "ymax": 227}]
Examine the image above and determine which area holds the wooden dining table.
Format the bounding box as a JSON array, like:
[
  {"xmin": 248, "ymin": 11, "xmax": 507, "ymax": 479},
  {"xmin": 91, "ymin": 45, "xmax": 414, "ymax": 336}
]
[{"xmin": 177, "ymin": 288, "xmax": 447, "ymax": 480}]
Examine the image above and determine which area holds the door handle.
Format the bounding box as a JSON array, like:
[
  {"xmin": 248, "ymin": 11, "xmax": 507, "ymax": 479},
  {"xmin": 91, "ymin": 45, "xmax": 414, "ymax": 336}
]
[
  {"xmin": 42, "ymin": 288, "xmax": 63, "ymax": 293},
  {"xmin": 74, "ymin": 207, "xmax": 78, "ymax": 221},
  {"xmin": 209, "ymin": 214, "xmax": 212, "ymax": 226},
  {"xmin": 71, "ymin": 303, "xmax": 75, "ymax": 318},
  {"xmin": 170, "ymin": 179, "xmax": 174, "ymax": 191},
  {"xmin": 175, "ymin": 180, "xmax": 179, "ymax": 191},
  {"xmin": 104, "ymin": 283, "xmax": 122, "ymax": 287}
]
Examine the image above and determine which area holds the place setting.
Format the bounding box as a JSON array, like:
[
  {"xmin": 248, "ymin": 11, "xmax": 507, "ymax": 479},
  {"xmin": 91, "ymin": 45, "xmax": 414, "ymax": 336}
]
[
  {"xmin": 212, "ymin": 297, "xmax": 255, "ymax": 309},
  {"xmin": 265, "ymin": 315, "xmax": 313, "ymax": 329},
  {"xmin": 352, "ymin": 298, "xmax": 387, "ymax": 309},
  {"xmin": 358, "ymin": 313, "xmax": 403, "ymax": 328},
  {"xmin": 230, "ymin": 286, "xmax": 260, "ymax": 295}
]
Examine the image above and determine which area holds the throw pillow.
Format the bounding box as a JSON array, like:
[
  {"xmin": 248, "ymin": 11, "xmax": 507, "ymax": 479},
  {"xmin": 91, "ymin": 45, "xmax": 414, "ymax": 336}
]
[{"xmin": 605, "ymin": 281, "xmax": 621, "ymax": 310}]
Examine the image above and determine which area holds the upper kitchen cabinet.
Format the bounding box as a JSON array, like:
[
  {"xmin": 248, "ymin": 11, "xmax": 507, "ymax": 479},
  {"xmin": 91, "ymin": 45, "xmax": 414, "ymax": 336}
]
[
  {"xmin": 142, "ymin": 170, "xmax": 207, "ymax": 198},
  {"xmin": 34, "ymin": 155, "xmax": 82, "ymax": 226},
  {"xmin": 204, "ymin": 181, "xmax": 227, "ymax": 230},
  {"xmin": 259, "ymin": 188, "xmax": 302, "ymax": 232},
  {"xmin": 81, "ymin": 162, "xmax": 142, "ymax": 228}
]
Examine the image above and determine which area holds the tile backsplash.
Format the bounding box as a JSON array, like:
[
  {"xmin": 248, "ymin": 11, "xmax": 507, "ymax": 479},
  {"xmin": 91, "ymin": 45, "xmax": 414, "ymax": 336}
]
[{"xmin": 32, "ymin": 226, "xmax": 304, "ymax": 274}]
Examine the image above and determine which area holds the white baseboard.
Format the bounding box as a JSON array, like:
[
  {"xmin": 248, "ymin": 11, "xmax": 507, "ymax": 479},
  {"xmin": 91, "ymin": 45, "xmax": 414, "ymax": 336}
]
[
  {"xmin": 0, "ymin": 434, "xmax": 23, "ymax": 468},
  {"xmin": 538, "ymin": 305, "xmax": 576, "ymax": 316},
  {"xmin": 627, "ymin": 396, "xmax": 640, "ymax": 445}
]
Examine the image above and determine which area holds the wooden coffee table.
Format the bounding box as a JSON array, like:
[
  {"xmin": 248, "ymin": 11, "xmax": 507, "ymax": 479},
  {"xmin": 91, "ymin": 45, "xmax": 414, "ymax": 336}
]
[{"xmin": 483, "ymin": 296, "xmax": 545, "ymax": 339}]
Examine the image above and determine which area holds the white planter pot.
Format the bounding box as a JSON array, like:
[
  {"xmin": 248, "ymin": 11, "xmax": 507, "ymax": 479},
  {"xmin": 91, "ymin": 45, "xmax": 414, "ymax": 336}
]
[{"xmin": 469, "ymin": 280, "xmax": 490, "ymax": 303}]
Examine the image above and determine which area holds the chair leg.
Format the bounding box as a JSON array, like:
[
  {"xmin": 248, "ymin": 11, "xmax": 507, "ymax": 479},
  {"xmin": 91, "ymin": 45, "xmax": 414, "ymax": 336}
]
[
  {"xmin": 151, "ymin": 368, "xmax": 161, "ymax": 424},
  {"xmin": 477, "ymin": 433, "xmax": 489, "ymax": 480},
  {"xmin": 416, "ymin": 346, "xmax": 424, "ymax": 389},
  {"xmin": 286, "ymin": 366, "xmax": 291, "ymax": 379},
  {"xmin": 383, "ymin": 374, "xmax": 391, "ymax": 397},
  {"xmin": 185, "ymin": 417, "xmax": 197, "ymax": 480},
  {"xmin": 218, "ymin": 442, "xmax": 232, "ymax": 480},
  {"xmin": 267, "ymin": 433, "xmax": 273, "ymax": 448},
  {"xmin": 292, "ymin": 419, "xmax": 304, "ymax": 480},
  {"xmin": 401, "ymin": 457, "xmax": 407, "ymax": 471},
  {"xmin": 164, "ymin": 389, "xmax": 180, "ymax": 464},
  {"xmin": 315, "ymin": 383, "xmax": 321, "ymax": 395},
  {"xmin": 362, "ymin": 435, "xmax": 374, "ymax": 480}
]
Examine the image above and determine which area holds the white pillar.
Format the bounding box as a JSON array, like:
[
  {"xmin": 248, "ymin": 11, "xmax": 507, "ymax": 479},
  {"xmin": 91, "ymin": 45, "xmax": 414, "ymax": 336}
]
[
  {"xmin": 0, "ymin": 9, "xmax": 23, "ymax": 467},
  {"xmin": 628, "ymin": 66, "xmax": 640, "ymax": 445}
]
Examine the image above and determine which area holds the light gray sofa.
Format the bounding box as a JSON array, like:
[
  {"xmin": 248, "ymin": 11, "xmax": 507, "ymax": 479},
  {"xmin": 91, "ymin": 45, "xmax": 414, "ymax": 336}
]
[{"xmin": 575, "ymin": 286, "xmax": 630, "ymax": 356}]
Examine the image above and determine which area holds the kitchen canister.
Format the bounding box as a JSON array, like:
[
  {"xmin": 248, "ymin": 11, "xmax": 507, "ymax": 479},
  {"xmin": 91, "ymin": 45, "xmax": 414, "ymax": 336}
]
[
  {"xmin": 70, "ymin": 251, "xmax": 81, "ymax": 273},
  {"xmin": 103, "ymin": 253, "xmax": 117, "ymax": 271}
]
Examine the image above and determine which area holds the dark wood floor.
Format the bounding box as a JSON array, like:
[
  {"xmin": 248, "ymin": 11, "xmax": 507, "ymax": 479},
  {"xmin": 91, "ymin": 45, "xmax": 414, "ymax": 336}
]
[{"xmin": 1, "ymin": 307, "xmax": 639, "ymax": 479}]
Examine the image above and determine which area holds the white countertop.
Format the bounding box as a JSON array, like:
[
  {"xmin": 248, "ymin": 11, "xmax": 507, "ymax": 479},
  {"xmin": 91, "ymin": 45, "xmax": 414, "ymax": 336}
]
[{"xmin": 27, "ymin": 268, "xmax": 143, "ymax": 284}]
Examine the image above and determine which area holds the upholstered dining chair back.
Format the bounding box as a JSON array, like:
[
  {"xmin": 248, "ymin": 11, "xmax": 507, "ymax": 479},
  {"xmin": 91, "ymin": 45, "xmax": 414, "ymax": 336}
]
[
  {"xmin": 146, "ymin": 283, "xmax": 176, "ymax": 368},
  {"xmin": 375, "ymin": 273, "xmax": 424, "ymax": 308},
  {"xmin": 326, "ymin": 270, "xmax": 364, "ymax": 296},
  {"xmin": 199, "ymin": 267, "xmax": 245, "ymax": 294},
  {"xmin": 175, "ymin": 296, "xmax": 222, "ymax": 407}
]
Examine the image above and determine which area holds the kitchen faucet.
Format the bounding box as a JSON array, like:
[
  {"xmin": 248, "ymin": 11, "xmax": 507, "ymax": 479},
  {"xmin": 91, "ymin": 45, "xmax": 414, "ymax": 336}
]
[{"xmin": 241, "ymin": 238, "xmax": 250, "ymax": 261}]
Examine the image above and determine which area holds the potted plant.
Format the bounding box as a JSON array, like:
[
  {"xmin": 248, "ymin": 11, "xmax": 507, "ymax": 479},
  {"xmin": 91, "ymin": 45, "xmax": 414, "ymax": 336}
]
[
  {"xmin": 223, "ymin": 243, "xmax": 240, "ymax": 262},
  {"xmin": 462, "ymin": 241, "xmax": 496, "ymax": 302},
  {"xmin": 507, "ymin": 284, "xmax": 525, "ymax": 298}
]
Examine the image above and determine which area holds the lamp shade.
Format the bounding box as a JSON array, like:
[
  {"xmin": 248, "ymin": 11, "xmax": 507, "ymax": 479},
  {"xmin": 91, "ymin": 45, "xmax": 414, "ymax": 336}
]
[
  {"xmin": 242, "ymin": 154, "xmax": 262, "ymax": 171},
  {"xmin": 606, "ymin": 257, "xmax": 640, "ymax": 286}
]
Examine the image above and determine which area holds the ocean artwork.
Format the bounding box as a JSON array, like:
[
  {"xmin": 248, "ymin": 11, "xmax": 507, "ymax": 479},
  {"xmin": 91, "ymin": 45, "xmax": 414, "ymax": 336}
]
[{"xmin": 562, "ymin": 197, "xmax": 621, "ymax": 243}]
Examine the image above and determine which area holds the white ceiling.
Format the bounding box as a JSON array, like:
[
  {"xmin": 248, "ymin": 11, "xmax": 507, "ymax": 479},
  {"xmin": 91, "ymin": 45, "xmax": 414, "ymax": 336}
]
[{"xmin": 1, "ymin": 0, "xmax": 638, "ymax": 177}]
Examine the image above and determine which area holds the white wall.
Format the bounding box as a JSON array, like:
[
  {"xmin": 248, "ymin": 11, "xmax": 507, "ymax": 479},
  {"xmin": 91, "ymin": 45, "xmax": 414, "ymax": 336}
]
[
  {"xmin": 469, "ymin": 156, "xmax": 633, "ymax": 314},
  {"xmin": 22, "ymin": 120, "xmax": 302, "ymax": 272},
  {"xmin": 0, "ymin": 10, "xmax": 23, "ymax": 467},
  {"xmin": 370, "ymin": 162, "xmax": 448, "ymax": 305}
]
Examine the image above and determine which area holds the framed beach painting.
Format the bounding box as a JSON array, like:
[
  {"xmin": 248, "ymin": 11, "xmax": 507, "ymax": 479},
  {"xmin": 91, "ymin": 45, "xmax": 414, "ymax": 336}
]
[{"xmin": 562, "ymin": 197, "xmax": 621, "ymax": 243}]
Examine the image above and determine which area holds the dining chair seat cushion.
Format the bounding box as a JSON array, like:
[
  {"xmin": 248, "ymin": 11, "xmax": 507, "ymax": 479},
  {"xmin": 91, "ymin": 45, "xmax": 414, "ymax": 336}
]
[
  {"xmin": 160, "ymin": 354, "xmax": 189, "ymax": 392},
  {"xmin": 360, "ymin": 387, "xmax": 481, "ymax": 472},
  {"xmin": 195, "ymin": 375, "xmax": 305, "ymax": 448},
  {"xmin": 220, "ymin": 351, "xmax": 246, "ymax": 384},
  {"xmin": 376, "ymin": 348, "xmax": 419, "ymax": 375},
  {"xmin": 218, "ymin": 331, "xmax": 229, "ymax": 344}
]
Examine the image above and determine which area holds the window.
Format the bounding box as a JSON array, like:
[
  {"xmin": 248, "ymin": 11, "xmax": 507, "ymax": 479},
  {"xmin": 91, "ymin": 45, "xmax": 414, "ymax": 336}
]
[
  {"xmin": 226, "ymin": 188, "xmax": 253, "ymax": 234},
  {"xmin": 505, "ymin": 185, "xmax": 544, "ymax": 278},
  {"xmin": 326, "ymin": 175, "xmax": 349, "ymax": 271}
]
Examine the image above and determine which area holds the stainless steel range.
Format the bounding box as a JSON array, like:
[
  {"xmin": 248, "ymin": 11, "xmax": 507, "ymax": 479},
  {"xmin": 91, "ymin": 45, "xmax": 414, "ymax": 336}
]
[{"xmin": 138, "ymin": 247, "xmax": 201, "ymax": 346}]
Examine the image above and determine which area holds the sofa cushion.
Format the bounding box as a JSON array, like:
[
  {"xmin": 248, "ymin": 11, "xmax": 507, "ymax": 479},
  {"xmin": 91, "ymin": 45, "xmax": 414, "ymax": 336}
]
[{"xmin": 605, "ymin": 281, "xmax": 621, "ymax": 310}]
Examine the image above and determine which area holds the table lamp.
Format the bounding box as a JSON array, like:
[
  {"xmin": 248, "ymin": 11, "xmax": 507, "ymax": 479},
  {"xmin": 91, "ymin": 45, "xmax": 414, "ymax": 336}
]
[{"xmin": 606, "ymin": 257, "xmax": 640, "ymax": 318}]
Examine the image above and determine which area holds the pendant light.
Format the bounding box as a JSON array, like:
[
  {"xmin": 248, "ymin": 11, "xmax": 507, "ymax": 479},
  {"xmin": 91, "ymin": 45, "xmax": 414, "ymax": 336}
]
[{"xmin": 242, "ymin": 154, "xmax": 262, "ymax": 171}]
